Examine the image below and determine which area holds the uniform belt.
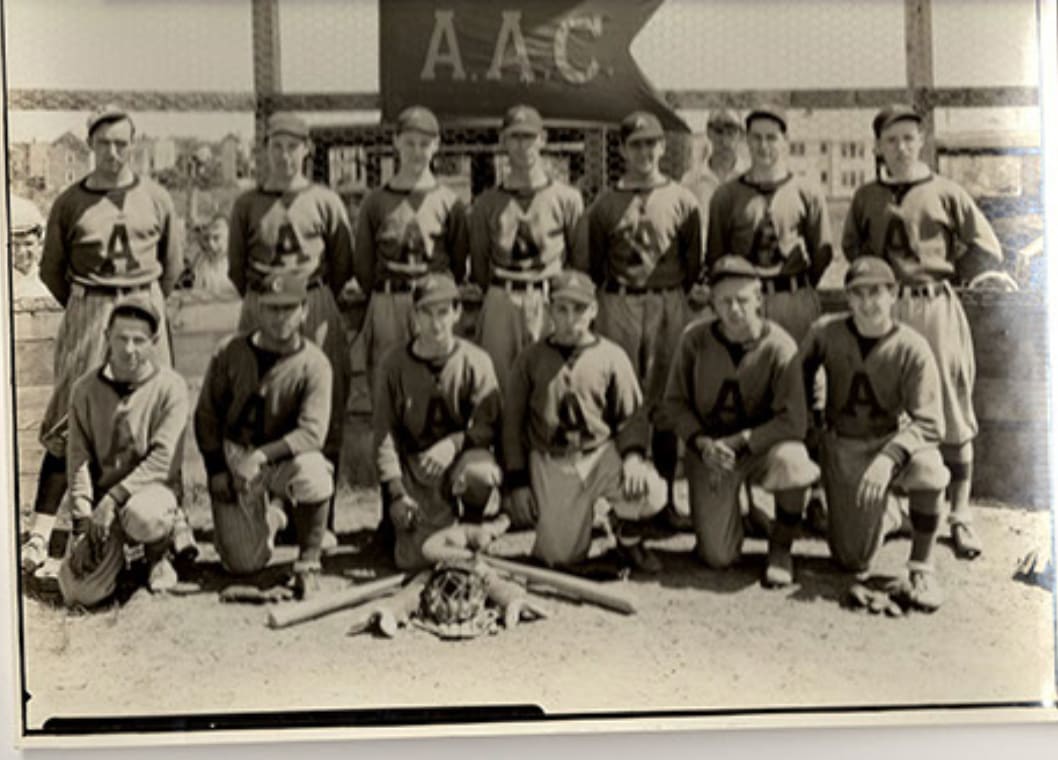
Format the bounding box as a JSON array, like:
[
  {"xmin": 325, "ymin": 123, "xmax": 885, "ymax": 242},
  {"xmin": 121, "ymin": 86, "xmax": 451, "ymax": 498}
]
[
  {"xmin": 374, "ymin": 278, "xmax": 414, "ymax": 294},
  {"xmin": 252, "ymin": 276, "xmax": 322, "ymax": 293},
  {"xmin": 78, "ymin": 281, "xmax": 153, "ymax": 297},
  {"xmin": 491, "ymin": 275, "xmax": 547, "ymax": 292},
  {"xmin": 760, "ymin": 272, "xmax": 810, "ymax": 295},
  {"xmin": 602, "ymin": 281, "xmax": 678, "ymax": 296},
  {"xmin": 899, "ymin": 281, "xmax": 945, "ymax": 298}
]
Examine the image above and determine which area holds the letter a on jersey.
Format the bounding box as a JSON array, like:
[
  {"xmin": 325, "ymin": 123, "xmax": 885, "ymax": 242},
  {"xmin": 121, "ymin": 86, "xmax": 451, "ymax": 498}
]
[
  {"xmin": 273, "ymin": 222, "xmax": 308, "ymax": 267},
  {"xmin": 841, "ymin": 371, "xmax": 886, "ymax": 419},
  {"xmin": 882, "ymin": 215, "xmax": 914, "ymax": 260},
  {"xmin": 99, "ymin": 223, "xmax": 140, "ymax": 276},
  {"xmin": 711, "ymin": 379, "xmax": 748, "ymax": 430},
  {"xmin": 423, "ymin": 393, "xmax": 457, "ymax": 441}
]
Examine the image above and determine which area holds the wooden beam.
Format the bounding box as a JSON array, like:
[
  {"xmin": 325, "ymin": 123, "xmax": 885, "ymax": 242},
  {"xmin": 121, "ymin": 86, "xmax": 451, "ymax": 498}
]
[
  {"xmin": 251, "ymin": 0, "xmax": 282, "ymax": 149},
  {"xmin": 905, "ymin": 0, "xmax": 937, "ymax": 166}
]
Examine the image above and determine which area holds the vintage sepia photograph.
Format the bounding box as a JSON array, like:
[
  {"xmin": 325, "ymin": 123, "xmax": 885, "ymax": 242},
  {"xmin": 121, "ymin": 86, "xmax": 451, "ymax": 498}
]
[{"xmin": 2, "ymin": 0, "xmax": 1056, "ymax": 748}]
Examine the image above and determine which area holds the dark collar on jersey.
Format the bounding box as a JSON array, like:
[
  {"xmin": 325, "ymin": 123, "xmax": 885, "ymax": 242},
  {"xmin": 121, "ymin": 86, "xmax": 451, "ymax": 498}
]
[
  {"xmin": 407, "ymin": 337, "xmax": 459, "ymax": 372},
  {"xmin": 546, "ymin": 333, "xmax": 600, "ymax": 362},
  {"xmin": 97, "ymin": 361, "xmax": 159, "ymax": 397},
  {"xmin": 499, "ymin": 178, "xmax": 553, "ymax": 196},
  {"xmin": 80, "ymin": 175, "xmax": 140, "ymax": 195},
  {"xmin": 878, "ymin": 171, "xmax": 935, "ymax": 194},
  {"xmin": 257, "ymin": 178, "xmax": 312, "ymax": 196},
  {"xmin": 711, "ymin": 319, "xmax": 769, "ymax": 366},
  {"xmin": 845, "ymin": 316, "xmax": 898, "ymax": 358},
  {"xmin": 247, "ymin": 332, "xmax": 306, "ymax": 359},
  {"xmin": 615, "ymin": 176, "xmax": 672, "ymax": 192},
  {"xmin": 384, "ymin": 180, "xmax": 441, "ymax": 195},
  {"xmin": 738, "ymin": 172, "xmax": 793, "ymax": 194}
]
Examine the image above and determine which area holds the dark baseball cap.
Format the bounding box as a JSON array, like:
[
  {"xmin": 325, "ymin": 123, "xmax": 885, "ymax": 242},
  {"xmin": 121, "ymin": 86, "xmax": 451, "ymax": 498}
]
[
  {"xmin": 87, "ymin": 104, "xmax": 133, "ymax": 138},
  {"xmin": 397, "ymin": 106, "xmax": 440, "ymax": 137},
  {"xmin": 549, "ymin": 270, "xmax": 597, "ymax": 305},
  {"xmin": 620, "ymin": 111, "xmax": 665, "ymax": 143},
  {"xmin": 258, "ymin": 271, "xmax": 310, "ymax": 305},
  {"xmin": 745, "ymin": 104, "xmax": 788, "ymax": 133},
  {"xmin": 708, "ymin": 108, "xmax": 742, "ymax": 129},
  {"xmin": 709, "ymin": 256, "xmax": 760, "ymax": 285},
  {"xmin": 413, "ymin": 272, "xmax": 461, "ymax": 308},
  {"xmin": 110, "ymin": 294, "xmax": 160, "ymax": 335},
  {"xmin": 845, "ymin": 256, "xmax": 897, "ymax": 289},
  {"xmin": 267, "ymin": 112, "xmax": 310, "ymax": 140},
  {"xmin": 502, "ymin": 104, "xmax": 544, "ymax": 135},
  {"xmin": 872, "ymin": 104, "xmax": 922, "ymax": 138}
]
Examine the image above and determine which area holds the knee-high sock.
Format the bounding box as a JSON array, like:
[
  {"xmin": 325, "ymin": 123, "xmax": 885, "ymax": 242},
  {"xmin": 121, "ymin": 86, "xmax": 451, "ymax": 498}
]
[
  {"xmin": 941, "ymin": 442, "xmax": 973, "ymax": 524},
  {"xmin": 293, "ymin": 499, "xmax": 329, "ymax": 565},
  {"xmin": 652, "ymin": 429, "xmax": 679, "ymax": 486},
  {"xmin": 32, "ymin": 452, "xmax": 67, "ymax": 518},
  {"xmin": 771, "ymin": 488, "xmax": 806, "ymax": 548},
  {"xmin": 909, "ymin": 490, "xmax": 943, "ymax": 566},
  {"xmin": 324, "ymin": 452, "xmax": 339, "ymax": 533}
]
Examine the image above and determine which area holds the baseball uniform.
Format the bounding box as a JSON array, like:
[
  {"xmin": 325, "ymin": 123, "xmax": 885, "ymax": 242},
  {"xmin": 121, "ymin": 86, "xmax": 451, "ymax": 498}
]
[
  {"xmin": 228, "ymin": 183, "xmax": 354, "ymax": 463},
  {"xmin": 355, "ymin": 183, "xmax": 469, "ymax": 392},
  {"xmin": 194, "ymin": 330, "xmax": 334, "ymax": 576},
  {"xmin": 469, "ymin": 180, "xmax": 584, "ymax": 390},
  {"xmin": 374, "ymin": 336, "xmax": 503, "ymax": 571},
  {"xmin": 799, "ymin": 313, "xmax": 950, "ymax": 572},
  {"xmin": 663, "ymin": 318, "xmax": 817, "ymax": 568},
  {"xmin": 57, "ymin": 363, "xmax": 188, "ymax": 607}
]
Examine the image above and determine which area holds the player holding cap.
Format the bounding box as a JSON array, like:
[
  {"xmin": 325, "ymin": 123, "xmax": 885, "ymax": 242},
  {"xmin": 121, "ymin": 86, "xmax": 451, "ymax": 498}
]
[
  {"xmin": 228, "ymin": 112, "xmax": 352, "ymax": 546},
  {"xmin": 8, "ymin": 195, "xmax": 51, "ymax": 300},
  {"xmin": 23, "ymin": 105, "xmax": 190, "ymax": 574},
  {"xmin": 57, "ymin": 296, "xmax": 189, "ymax": 606},
  {"xmin": 194, "ymin": 271, "xmax": 334, "ymax": 599},
  {"xmin": 842, "ymin": 104, "xmax": 1006, "ymax": 560},
  {"xmin": 707, "ymin": 105, "xmax": 833, "ymax": 342},
  {"xmin": 373, "ymin": 273, "xmax": 504, "ymax": 570},
  {"xmin": 681, "ymin": 108, "xmax": 749, "ymax": 237},
  {"xmin": 662, "ymin": 256, "xmax": 818, "ymax": 585},
  {"xmin": 503, "ymin": 270, "xmax": 666, "ymax": 571},
  {"xmin": 355, "ymin": 105, "xmax": 469, "ymax": 393},
  {"xmin": 574, "ymin": 110, "xmax": 703, "ymax": 531},
  {"xmin": 800, "ymin": 257, "xmax": 949, "ymax": 610},
  {"xmin": 468, "ymin": 104, "xmax": 585, "ymax": 391}
]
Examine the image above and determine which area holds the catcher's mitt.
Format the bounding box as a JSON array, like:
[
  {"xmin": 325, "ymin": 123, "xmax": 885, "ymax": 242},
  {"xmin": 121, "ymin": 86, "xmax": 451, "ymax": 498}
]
[{"xmin": 415, "ymin": 560, "xmax": 497, "ymax": 639}]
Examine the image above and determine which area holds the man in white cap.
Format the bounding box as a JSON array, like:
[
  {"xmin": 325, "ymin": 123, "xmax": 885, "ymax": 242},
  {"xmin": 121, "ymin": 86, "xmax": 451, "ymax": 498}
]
[
  {"xmin": 24, "ymin": 105, "xmax": 191, "ymax": 574},
  {"xmin": 228, "ymin": 111, "xmax": 354, "ymax": 548},
  {"xmin": 57, "ymin": 296, "xmax": 189, "ymax": 606},
  {"xmin": 8, "ymin": 194, "xmax": 52, "ymax": 300},
  {"xmin": 680, "ymin": 108, "xmax": 749, "ymax": 236}
]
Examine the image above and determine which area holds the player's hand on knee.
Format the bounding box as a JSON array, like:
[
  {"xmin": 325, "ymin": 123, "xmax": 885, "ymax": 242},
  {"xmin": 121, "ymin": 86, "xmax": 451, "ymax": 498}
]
[
  {"xmin": 209, "ymin": 472, "xmax": 236, "ymax": 503},
  {"xmin": 88, "ymin": 495, "xmax": 118, "ymax": 550},
  {"xmin": 696, "ymin": 435, "xmax": 736, "ymax": 471},
  {"xmin": 505, "ymin": 487, "xmax": 538, "ymax": 527},
  {"xmin": 232, "ymin": 449, "xmax": 266, "ymax": 487},
  {"xmin": 389, "ymin": 496, "xmax": 421, "ymax": 533},
  {"xmin": 621, "ymin": 452, "xmax": 651, "ymax": 499},
  {"xmin": 418, "ymin": 436, "xmax": 459, "ymax": 481},
  {"xmin": 856, "ymin": 456, "xmax": 896, "ymax": 511}
]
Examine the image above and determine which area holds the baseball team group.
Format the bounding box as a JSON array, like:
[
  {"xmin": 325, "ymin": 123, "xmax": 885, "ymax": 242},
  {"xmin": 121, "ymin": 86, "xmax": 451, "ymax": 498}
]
[{"xmin": 13, "ymin": 98, "xmax": 1008, "ymax": 615}]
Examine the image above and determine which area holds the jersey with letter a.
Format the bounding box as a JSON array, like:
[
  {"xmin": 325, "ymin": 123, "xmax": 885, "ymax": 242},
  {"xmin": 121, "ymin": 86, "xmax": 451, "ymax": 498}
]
[
  {"xmin": 663, "ymin": 319, "xmax": 806, "ymax": 452},
  {"xmin": 841, "ymin": 174, "xmax": 1003, "ymax": 284},
  {"xmin": 576, "ymin": 179, "xmax": 702, "ymax": 289},
  {"xmin": 40, "ymin": 176, "xmax": 180, "ymax": 305},
  {"xmin": 468, "ymin": 180, "xmax": 584, "ymax": 286},
  {"xmin": 799, "ymin": 314, "xmax": 944, "ymax": 466},
  {"xmin": 373, "ymin": 337, "xmax": 501, "ymax": 487},
  {"xmin": 354, "ymin": 184, "xmax": 469, "ymax": 289},
  {"xmin": 707, "ymin": 173, "xmax": 833, "ymax": 283},
  {"xmin": 228, "ymin": 184, "xmax": 354, "ymax": 295}
]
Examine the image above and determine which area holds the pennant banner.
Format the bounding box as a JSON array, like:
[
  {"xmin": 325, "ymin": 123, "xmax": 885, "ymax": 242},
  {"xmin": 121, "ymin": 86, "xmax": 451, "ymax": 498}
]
[{"xmin": 379, "ymin": 0, "xmax": 688, "ymax": 132}]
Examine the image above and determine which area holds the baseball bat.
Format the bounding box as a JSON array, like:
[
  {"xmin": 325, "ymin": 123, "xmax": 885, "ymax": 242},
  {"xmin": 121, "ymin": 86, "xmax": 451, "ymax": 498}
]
[
  {"xmin": 267, "ymin": 573, "xmax": 406, "ymax": 629},
  {"xmin": 480, "ymin": 556, "xmax": 636, "ymax": 615}
]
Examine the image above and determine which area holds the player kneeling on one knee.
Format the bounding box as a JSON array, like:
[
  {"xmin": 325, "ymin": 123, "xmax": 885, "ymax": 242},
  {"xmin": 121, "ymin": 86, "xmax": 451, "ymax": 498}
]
[
  {"xmin": 194, "ymin": 272, "xmax": 334, "ymax": 599},
  {"xmin": 799, "ymin": 257, "xmax": 950, "ymax": 611},
  {"xmin": 663, "ymin": 257, "xmax": 817, "ymax": 586},
  {"xmin": 503, "ymin": 270, "xmax": 666, "ymax": 572},
  {"xmin": 58, "ymin": 298, "xmax": 189, "ymax": 607},
  {"xmin": 373, "ymin": 273, "xmax": 505, "ymax": 571}
]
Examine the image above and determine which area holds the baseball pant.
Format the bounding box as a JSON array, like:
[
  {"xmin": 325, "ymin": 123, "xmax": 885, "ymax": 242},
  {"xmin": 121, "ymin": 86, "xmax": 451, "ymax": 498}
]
[
  {"xmin": 390, "ymin": 448, "xmax": 503, "ymax": 571},
  {"xmin": 530, "ymin": 441, "xmax": 666, "ymax": 567},
  {"xmin": 596, "ymin": 288, "xmax": 689, "ymax": 479},
  {"xmin": 361, "ymin": 291, "xmax": 417, "ymax": 399},
  {"xmin": 475, "ymin": 283, "xmax": 549, "ymax": 393},
  {"xmin": 239, "ymin": 286, "xmax": 350, "ymax": 463},
  {"xmin": 761, "ymin": 285, "xmax": 820, "ymax": 344},
  {"xmin": 894, "ymin": 283, "xmax": 977, "ymax": 446},
  {"xmin": 686, "ymin": 441, "xmax": 819, "ymax": 569},
  {"xmin": 820, "ymin": 431, "xmax": 950, "ymax": 572},
  {"xmin": 210, "ymin": 443, "xmax": 334, "ymax": 575},
  {"xmin": 57, "ymin": 483, "xmax": 177, "ymax": 607}
]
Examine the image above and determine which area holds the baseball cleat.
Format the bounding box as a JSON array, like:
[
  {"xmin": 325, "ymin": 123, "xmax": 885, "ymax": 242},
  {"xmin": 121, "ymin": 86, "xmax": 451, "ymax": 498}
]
[
  {"xmin": 321, "ymin": 529, "xmax": 339, "ymax": 556},
  {"xmin": 147, "ymin": 557, "xmax": 179, "ymax": 593},
  {"xmin": 762, "ymin": 543, "xmax": 793, "ymax": 588},
  {"xmin": 20, "ymin": 534, "xmax": 48, "ymax": 575},
  {"xmin": 292, "ymin": 562, "xmax": 322, "ymax": 600},
  {"xmin": 951, "ymin": 522, "xmax": 982, "ymax": 559},
  {"xmin": 615, "ymin": 542, "xmax": 662, "ymax": 574},
  {"xmin": 891, "ymin": 568, "xmax": 944, "ymax": 612}
]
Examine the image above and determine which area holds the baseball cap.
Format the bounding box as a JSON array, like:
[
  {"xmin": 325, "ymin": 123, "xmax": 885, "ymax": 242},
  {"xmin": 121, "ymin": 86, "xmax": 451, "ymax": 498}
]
[
  {"xmin": 620, "ymin": 111, "xmax": 665, "ymax": 143},
  {"xmin": 110, "ymin": 293, "xmax": 161, "ymax": 335},
  {"xmin": 86, "ymin": 104, "xmax": 133, "ymax": 138},
  {"xmin": 845, "ymin": 256, "xmax": 897, "ymax": 289},
  {"xmin": 709, "ymin": 255, "xmax": 760, "ymax": 285},
  {"xmin": 549, "ymin": 269, "xmax": 596, "ymax": 305},
  {"xmin": 872, "ymin": 104, "xmax": 922, "ymax": 138},
  {"xmin": 9, "ymin": 196, "xmax": 44, "ymax": 235},
  {"xmin": 413, "ymin": 272, "xmax": 461, "ymax": 308},
  {"xmin": 707, "ymin": 108, "xmax": 742, "ymax": 130},
  {"xmin": 397, "ymin": 106, "xmax": 440, "ymax": 137},
  {"xmin": 502, "ymin": 104, "xmax": 544, "ymax": 135},
  {"xmin": 267, "ymin": 112, "xmax": 310, "ymax": 141},
  {"xmin": 257, "ymin": 271, "xmax": 310, "ymax": 305},
  {"xmin": 745, "ymin": 104, "xmax": 788, "ymax": 133}
]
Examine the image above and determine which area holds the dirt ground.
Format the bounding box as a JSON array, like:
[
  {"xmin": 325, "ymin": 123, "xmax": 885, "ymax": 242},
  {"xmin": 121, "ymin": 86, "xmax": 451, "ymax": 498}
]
[{"xmin": 16, "ymin": 488, "xmax": 1057, "ymax": 732}]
